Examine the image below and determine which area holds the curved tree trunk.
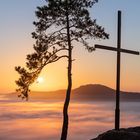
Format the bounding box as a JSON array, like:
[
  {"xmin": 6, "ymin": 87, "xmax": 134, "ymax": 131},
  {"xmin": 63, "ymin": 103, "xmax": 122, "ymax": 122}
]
[{"xmin": 60, "ymin": 3, "xmax": 72, "ymax": 140}]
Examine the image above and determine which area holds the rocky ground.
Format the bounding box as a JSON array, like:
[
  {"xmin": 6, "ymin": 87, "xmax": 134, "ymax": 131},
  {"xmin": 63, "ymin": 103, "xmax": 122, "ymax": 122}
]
[{"xmin": 92, "ymin": 126, "xmax": 140, "ymax": 140}]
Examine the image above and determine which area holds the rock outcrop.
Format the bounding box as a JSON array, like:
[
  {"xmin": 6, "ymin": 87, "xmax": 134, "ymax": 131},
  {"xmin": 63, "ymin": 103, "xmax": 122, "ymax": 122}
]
[{"xmin": 92, "ymin": 127, "xmax": 140, "ymax": 140}]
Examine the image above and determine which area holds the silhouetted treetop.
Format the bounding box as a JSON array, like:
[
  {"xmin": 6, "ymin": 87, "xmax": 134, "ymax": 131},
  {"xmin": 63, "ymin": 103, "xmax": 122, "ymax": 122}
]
[{"xmin": 33, "ymin": 0, "xmax": 108, "ymax": 50}]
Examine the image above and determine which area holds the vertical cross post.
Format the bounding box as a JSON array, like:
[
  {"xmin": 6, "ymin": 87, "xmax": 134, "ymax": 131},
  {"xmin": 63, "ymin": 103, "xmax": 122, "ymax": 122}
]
[
  {"xmin": 94, "ymin": 10, "xmax": 139, "ymax": 131},
  {"xmin": 115, "ymin": 10, "xmax": 121, "ymax": 130}
]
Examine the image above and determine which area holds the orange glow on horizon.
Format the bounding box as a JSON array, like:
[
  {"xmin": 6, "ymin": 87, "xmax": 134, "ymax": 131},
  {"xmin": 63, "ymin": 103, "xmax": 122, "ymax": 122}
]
[{"xmin": 0, "ymin": 52, "xmax": 140, "ymax": 93}]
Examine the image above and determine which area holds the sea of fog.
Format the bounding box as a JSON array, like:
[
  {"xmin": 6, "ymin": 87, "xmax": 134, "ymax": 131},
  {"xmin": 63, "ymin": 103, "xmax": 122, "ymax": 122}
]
[{"xmin": 0, "ymin": 95, "xmax": 140, "ymax": 140}]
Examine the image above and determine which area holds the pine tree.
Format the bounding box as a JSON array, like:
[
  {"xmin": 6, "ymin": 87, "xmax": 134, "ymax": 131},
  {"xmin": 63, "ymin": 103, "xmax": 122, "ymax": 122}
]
[{"xmin": 15, "ymin": 0, "xmax": 109, "ymax": 139}]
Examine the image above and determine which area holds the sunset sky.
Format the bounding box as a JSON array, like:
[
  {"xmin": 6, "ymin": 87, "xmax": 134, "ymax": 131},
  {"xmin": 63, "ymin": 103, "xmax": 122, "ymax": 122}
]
[{"xmin": 0, "ymin": 0, "xmax": 140, "ymax": 93}]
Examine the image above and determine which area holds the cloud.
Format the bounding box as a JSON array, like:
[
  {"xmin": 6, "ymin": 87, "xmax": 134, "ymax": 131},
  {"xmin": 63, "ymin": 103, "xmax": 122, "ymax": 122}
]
[{"xmin": 0, "ymin": 100, "xmax": 140, "ymax": 140}]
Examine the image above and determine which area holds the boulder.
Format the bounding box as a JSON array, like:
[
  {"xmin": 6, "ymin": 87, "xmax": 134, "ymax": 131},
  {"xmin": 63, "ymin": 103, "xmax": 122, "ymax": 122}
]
[{"xmin": 92, "ymin": 127, "xmax": 140, "ymax": 140}]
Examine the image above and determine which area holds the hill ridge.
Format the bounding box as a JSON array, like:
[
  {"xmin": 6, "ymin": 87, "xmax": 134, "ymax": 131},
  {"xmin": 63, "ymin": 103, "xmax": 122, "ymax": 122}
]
[{"xmin": 3, "ymin": 84, "xmax": 140, "ymax": 101}]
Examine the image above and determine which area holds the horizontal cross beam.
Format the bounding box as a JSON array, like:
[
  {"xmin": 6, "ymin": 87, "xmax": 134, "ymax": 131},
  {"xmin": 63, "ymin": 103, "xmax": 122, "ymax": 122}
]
[{"xmin": 95, "ymin": 44, "xmax": 139, "ymax": 55}]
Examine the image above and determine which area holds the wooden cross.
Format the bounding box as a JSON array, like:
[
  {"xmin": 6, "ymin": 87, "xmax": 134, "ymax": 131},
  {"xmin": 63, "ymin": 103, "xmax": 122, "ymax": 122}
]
[{"xmin": 94, "ymin": 11, "xmax": 139, "ymax": 130}]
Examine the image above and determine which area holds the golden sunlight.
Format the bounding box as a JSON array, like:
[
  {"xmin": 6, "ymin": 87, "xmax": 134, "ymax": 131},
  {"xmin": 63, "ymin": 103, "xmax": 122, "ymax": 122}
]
[{"xmin": 36, "ymin": 77, "xmax": 44, "ymax": 84}]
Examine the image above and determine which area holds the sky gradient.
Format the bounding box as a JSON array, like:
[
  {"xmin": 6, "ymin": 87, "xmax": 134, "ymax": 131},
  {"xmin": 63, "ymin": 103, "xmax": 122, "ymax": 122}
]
[{"xmin": 0, "ymin": 0, "xmax": 140, "ymax": 93}]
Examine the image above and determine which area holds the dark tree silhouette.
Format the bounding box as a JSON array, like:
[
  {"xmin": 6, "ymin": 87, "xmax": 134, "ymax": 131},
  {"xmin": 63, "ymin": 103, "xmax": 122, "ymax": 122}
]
[{"xmin": 15, "ymin": 0, "xmax": 109, "ymax": 139}]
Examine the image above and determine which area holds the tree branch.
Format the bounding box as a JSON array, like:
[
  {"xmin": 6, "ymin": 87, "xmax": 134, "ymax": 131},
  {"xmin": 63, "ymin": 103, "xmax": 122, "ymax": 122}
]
[{"xmin": 46, "ymin": 55, "xmax": 69, "ymax": 65}]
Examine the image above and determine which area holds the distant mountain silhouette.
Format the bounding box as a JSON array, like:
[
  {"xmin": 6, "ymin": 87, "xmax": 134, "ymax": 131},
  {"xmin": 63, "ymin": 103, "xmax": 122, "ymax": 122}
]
[
  {"xmin": 72, "ymin": 84, "xmax": 115, "ymax": 101},
  {"xmin": 72, "ymin": 84, "xmax": 140, "ymax": 101},
  {"xmin": 5, "ymin": 84, "xmax": 140, "ymax": 101}
]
